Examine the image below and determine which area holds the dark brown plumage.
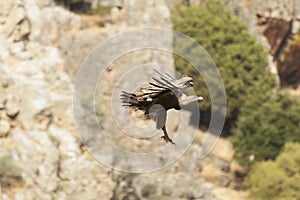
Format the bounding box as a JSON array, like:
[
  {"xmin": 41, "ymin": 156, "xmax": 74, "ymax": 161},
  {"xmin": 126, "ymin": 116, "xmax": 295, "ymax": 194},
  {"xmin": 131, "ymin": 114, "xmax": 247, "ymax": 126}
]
[{"xmin": 121, "ymin": 71, "xmax": 203, "ymax": 144}]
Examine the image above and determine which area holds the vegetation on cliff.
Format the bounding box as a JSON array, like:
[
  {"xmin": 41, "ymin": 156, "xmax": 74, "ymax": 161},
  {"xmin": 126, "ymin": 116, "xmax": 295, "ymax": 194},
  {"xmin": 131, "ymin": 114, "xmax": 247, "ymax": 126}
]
[
  {"xmin": 172, "ymin": 1, "xmax": 300, "ymax": 198},
  {"xmin": 232, "ymin": 92, "xmax": 300, "ymax": 165},
  {"xmin": 172, "ymin": 0, "xmax": 275, "ymax": 131},
  {"xmin": 246, "ymin": 142, "xmax": 300, "ymax": 200}
]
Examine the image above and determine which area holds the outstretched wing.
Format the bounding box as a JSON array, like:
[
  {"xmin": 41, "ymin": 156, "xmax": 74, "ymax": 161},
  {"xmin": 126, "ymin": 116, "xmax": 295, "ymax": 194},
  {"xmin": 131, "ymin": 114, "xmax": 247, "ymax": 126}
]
[
  {"xmin": 121, "ymin": 71, "xmax": 194, "ymax": 112},
  {"xmin": 132, "ymin": 70, "xmax": 193, "ymax": 99}
]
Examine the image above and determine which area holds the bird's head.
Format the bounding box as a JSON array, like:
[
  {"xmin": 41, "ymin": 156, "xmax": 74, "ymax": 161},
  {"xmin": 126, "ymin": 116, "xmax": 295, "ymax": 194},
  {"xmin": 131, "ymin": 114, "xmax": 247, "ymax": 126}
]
[{"xmin": 197, "ymin": 96, "xmax": 204, "ymax": 101}]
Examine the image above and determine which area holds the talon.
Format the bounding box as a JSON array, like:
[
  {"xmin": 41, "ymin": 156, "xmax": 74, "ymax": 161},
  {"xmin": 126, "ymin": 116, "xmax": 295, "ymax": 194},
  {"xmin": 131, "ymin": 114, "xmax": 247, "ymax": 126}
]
[
  {"xmin": 161, "ymin": 136, "xmax": 176, "ymax": 145},
  {"xmin": 161, "ymin": 126, "xmax": 176, "ymax": 145}
]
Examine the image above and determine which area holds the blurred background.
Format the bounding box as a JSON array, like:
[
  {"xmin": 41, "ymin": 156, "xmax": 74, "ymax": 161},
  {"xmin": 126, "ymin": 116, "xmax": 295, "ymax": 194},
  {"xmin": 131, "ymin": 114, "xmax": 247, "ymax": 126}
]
[{"xmin": 0, "ymin": 0, "xmax": 299, "ymax": 199}]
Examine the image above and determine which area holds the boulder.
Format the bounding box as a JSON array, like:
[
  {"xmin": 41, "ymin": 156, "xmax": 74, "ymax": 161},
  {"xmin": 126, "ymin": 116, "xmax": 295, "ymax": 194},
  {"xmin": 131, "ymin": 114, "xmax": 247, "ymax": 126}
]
[
  {"xmin": 0, "ymin": 1, "xmax": 13, "ymax": 18},
  {"xmin": 0, "ymin": 87, "xmax": 5, "ymax": 109},
  {"xmin": 16, "ymin": 83, "xmax": 52, "ymax": 130},
  {"xmin": 0, "ymin": 36, "xmax": 10, "ymax": 62},
  {"xmin": 22, "ymin": 0, "xmax": 82, "ymax": 44},
  {"xmin": 23, "ymin": 0, "xmax": 42, "ymax": 42},
  {"xmin": 4, "ymin": 94, "xmax": 20, "ymax": 118},
  {"xmin": 37, "ymin": 7, "xmax": 82, "ymax": 44},
  {"xmin": 12, "ymin": 128, "xmax": 60, "ymax": 197},
  {"xmin": 48, "ymin": 126, "xmax": 81, "ymax": 158},
  {"xmin": 0, "ymin": 119, "xmax": 10, "ymax": 137},
  {"xmin": 2, "ymin": 5, "xmax": 25, "ymax": 38},
  {"xmin": 13, "ymin": 19, "xmax": 30, "ymax": 42}
]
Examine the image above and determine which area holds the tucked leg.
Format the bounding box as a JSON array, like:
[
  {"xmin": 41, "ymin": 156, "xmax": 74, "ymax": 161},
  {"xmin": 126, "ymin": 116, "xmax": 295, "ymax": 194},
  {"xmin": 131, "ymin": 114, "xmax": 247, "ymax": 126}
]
[{"xmin": 161, "ymin": 126, "xmax": 176, "ymax": 145}]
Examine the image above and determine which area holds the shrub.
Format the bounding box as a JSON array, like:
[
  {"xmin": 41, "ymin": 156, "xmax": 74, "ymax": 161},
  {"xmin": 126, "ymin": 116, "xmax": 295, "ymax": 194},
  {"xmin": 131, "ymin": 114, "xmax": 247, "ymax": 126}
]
[
  {"xmin": 172, "ymin": 0, "xmax": 275, "ymax": 131},
  {"xmin": 246, "ymin": 142, "xmax": 300, "ymax": 200},
  {"xmin": 92, "ymin": 5, "xmax": 113, "ymax": 16},
  {"xmin": 232, "ymin": 93, "xmax": 300, "ymax": 165}
]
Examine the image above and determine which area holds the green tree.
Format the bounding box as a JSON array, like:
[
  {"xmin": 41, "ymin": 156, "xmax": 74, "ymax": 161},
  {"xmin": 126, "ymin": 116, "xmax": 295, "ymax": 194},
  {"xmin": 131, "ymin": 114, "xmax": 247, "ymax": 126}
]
[
  {"xmin": 246, "ymin": 142, "xmax": 300, "ymax": 200},
  {"xmin": 232, "ymin": 93, "xmax": 300, "ymax": 165},
  {"xmin": 172, "ymin": 0, "xmax": 275, "ymax": 131}
]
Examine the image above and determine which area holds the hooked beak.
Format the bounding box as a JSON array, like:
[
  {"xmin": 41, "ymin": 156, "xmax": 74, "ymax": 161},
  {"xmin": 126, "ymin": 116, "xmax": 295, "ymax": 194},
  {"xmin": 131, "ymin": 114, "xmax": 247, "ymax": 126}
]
[
  {"xmin": 183, "ymin": 80, "xmax": 194, "ymax": 87},
  {"xmin": 198, "ymin": 96, "xmax": 204, "ymax": 101}
]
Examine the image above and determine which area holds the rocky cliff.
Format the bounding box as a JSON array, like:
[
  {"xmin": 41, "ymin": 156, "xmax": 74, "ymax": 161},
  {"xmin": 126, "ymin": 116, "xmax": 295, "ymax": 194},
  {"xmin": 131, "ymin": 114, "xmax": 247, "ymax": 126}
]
[
  {"xmin": 0, "ymin": 0, "xmax": 220, "ymax": 199},
  {"xmin": 0, "ymin": 0, "xmax": 298, "ymax": 199},
  {"xmin": 225, "ymin": 0, "xmax": 300, "ymax": 88}
]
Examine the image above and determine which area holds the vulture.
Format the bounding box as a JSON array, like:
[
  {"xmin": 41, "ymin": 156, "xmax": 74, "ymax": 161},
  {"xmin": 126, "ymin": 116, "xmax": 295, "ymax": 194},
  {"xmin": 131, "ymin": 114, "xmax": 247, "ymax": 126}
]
[{"xmin": 121, "ymin": 70, "xmax": 203, "ymax": 145}]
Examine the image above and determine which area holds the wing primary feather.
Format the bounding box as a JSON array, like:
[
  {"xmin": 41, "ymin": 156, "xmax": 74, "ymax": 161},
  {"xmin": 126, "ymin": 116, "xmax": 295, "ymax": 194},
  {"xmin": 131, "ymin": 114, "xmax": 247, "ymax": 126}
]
[
  {"xmin": 149, "ymin": 82, "xmax": 168, "ymax": 89},
  {"xmin": 165, "ymin": 72, "xmax": 175, "ymax": 80},
  {"xmin": 153, "ymin": 69, "xmax": 174, "ymax": 81},
  {"xmin": 160, "ymin": 77, "xmax": 177, "ymax": 89},
  {"xmin": 152, "ymin": 77, "xmax": 174, "ymax": 89}
]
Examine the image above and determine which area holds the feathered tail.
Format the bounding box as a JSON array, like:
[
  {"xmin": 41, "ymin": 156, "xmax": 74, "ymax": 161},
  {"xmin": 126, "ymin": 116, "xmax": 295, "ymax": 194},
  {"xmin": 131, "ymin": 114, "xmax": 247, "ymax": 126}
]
[{"xmin": 120, "ymin": 91, "xmax": 140, "ymax": 107}]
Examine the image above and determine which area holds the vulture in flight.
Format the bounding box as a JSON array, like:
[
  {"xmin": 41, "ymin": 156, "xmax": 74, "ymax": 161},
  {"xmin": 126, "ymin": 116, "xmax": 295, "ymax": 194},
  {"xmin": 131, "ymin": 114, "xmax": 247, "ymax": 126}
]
[{"xmin": 121, "ymin": 70, "xmax": 203, "ymax": 145}]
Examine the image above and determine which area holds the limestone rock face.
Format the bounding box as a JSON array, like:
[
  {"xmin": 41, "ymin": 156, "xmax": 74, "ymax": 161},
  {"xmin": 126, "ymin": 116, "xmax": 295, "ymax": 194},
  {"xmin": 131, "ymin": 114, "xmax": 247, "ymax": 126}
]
[
  {"xmin": 11, "ymin": 127, "xmax": 114, "ymax": 200},
  {"xmin": 0, "ymin": 0, "xmax": 114, "ymax": 199},
  {"xmin": 2, "ymin": 6, "xmax": 26, "ymax": 38},
  {"xmin": 279, "ymin": 43, "xmax": 300, "ymax": 87},
  {"xmin": 2, "ymin": 0, "xmax": 297, "ymax": 199},
  {"xmin": 0, "ymin": 119, "xmax": 10, "ymax": 137},
  {"xmin": 4, "ymin": 94, "xmax": 20, "ymax": 118},
  {"xmin": 125, "ymin": 0, "xmax": 171, "ymax": 26},
  {"xmin": 222, "ymin": 0, "xmax": 299, "ymax": 88}
]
